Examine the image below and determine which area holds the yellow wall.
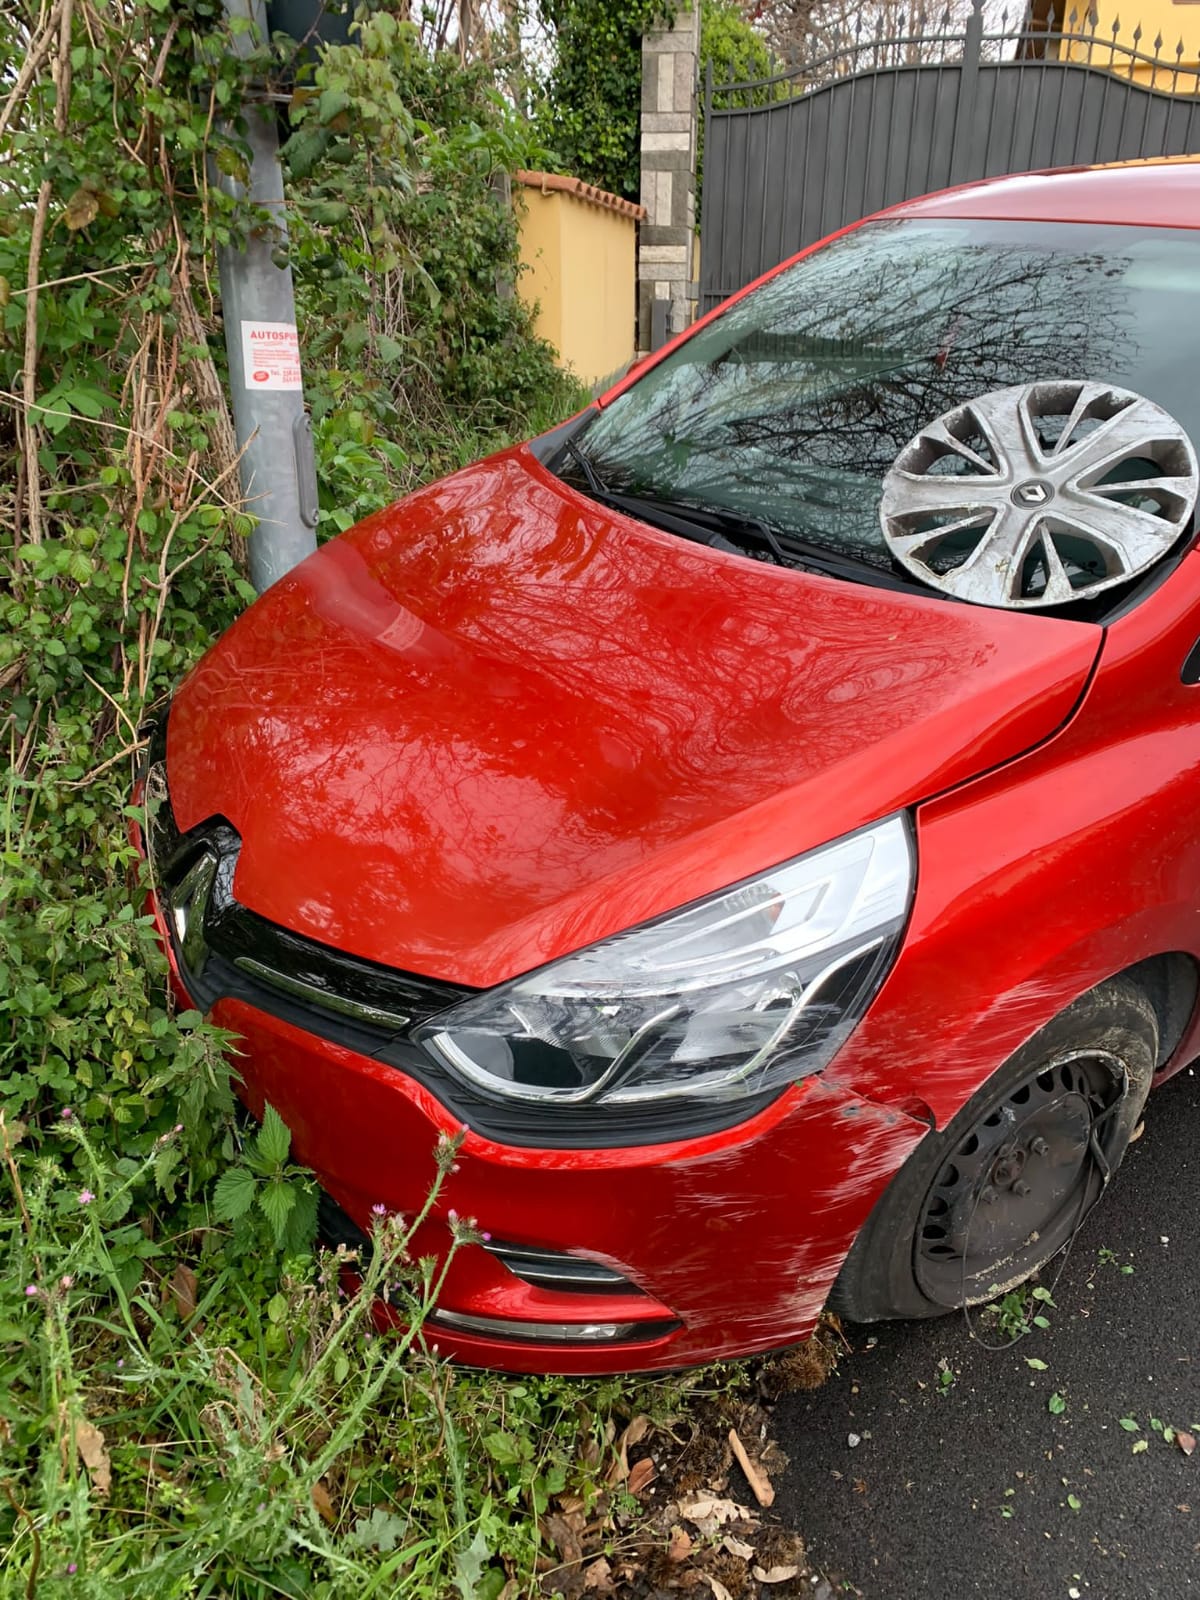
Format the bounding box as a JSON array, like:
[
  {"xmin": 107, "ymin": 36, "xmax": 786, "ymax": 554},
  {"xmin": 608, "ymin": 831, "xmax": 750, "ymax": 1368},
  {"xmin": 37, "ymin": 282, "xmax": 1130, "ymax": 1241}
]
[
  {"xmin": 515, "ymin": 185, "xmax": 638, "ymax": 391},
  {"xmin": 1057, "ymin": 0, "xmax": 1200, "ymax": 84}
]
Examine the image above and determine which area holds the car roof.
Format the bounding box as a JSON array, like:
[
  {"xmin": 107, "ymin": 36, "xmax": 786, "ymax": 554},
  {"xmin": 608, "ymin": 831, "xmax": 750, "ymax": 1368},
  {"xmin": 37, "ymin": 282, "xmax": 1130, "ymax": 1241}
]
[{"xmin": 892, "ymin": 156, "xmax": 1200, "ymax": 230}]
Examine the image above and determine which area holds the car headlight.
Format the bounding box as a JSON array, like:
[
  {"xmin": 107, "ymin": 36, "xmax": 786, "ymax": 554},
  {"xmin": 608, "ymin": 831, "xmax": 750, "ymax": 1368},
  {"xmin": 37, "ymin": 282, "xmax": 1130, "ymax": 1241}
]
[{"xmin": 415, "ymin": 816, "xmax": 914, "ymax": 1113}]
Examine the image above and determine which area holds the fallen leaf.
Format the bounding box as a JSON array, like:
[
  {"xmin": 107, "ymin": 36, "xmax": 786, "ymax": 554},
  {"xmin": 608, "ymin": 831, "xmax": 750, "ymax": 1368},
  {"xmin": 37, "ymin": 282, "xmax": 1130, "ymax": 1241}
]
[
  {"xmin": 311, "ymin": 1480, "xmax": 335, "ymax": 1524},
  {"xmin": 723, "ymin": 1533, "xmax": 755, "ymax": 1558},
  {"xmin": 542, "ymin": 1509, "xmax": 585, "ymax": 1565},
  {"xmin": 677, "ymin": 1493, "xmax": 755, "ymax": 1531},
  {"xmin": 853, "ymin": 1478, "xmax": 868, "ymax": 1494},
  {"xmin": 753, "ymin": 1565, "xmax": 800, "ymax": 1584},
  {"xmin": 702, "ymin": 1576, "xmax": 735, "ymax": 1600},
  {"xmin": 627, "ymin": 1456, "xmax": 656, "ymax": 1495},
  {"xmin": 667, "ymin": 1526, "xmax": 692, "ymax": 1562},
  {"xmin": 621, "ymin": 1415, "xmax": 651, "ymax": 1449},
  {"xmin": 582, "ymin": 1556, "xmax": 613, "ymax": 1592},
  {"xmin": 75, "ymin": 1418, "xmax": 111, "ymax": 1496},
  {"xmin": 169, "ymin": 1263, "xmax": 198, "ymax": 1321},
  {"xmin": 1178, "ymin": 1432, "xmax": 1196, "ymax": 1457},
  {"xmin": 606, "ymin": 1413, "xmax": 651, "ymax": 1484}
]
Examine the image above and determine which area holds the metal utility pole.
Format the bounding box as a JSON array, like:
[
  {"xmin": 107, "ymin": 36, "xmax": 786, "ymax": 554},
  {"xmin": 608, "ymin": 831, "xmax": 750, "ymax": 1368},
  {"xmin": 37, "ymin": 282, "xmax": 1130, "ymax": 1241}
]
[{"xmin": 215, "ymin": 0, "xmax": 319, "ymax": 593}]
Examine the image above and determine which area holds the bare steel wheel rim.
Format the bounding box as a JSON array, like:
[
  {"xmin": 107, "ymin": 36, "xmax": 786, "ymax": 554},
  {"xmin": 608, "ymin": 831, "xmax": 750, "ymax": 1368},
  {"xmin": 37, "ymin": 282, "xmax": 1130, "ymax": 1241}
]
[
  {"xmin": 879, "ymin": 381, "xmax": 1199, "ymax": 608},
  {"xmin": 914, "ymin": 1049, "xmax": 1129, "ymax": 1308}
]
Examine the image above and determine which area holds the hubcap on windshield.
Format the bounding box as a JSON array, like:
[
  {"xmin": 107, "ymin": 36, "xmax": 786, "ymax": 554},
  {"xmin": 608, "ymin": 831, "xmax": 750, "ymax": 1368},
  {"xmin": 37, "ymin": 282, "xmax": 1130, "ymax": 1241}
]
[{"xmin": 880, "ymin": 381, "xmax": 1199, "ymax": 608}]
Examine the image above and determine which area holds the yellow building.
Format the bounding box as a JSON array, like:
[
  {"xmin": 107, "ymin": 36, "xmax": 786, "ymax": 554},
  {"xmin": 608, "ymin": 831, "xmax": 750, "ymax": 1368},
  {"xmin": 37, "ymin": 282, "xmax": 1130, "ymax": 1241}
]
[{"xmin": 513, "ymin": 171, "xmax": 644, "ymax": 392}]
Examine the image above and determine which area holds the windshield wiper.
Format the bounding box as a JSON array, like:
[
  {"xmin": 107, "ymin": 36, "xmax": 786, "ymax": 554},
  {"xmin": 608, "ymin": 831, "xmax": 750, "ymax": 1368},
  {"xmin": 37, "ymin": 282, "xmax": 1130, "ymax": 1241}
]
[
  {"xmin": 558, "ymin": 440, "xmax": 929, "ymax": 593},
  {"xmin": 558, "ymin": 439, "xmax": 743, "ymax": 555}
]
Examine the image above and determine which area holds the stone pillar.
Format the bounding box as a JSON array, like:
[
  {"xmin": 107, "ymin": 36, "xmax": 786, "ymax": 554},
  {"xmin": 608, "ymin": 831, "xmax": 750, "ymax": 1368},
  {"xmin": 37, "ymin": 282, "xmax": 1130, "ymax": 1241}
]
[{"xmin": 637, "ymin": 4, "xmax": 699, "ymax": 353}]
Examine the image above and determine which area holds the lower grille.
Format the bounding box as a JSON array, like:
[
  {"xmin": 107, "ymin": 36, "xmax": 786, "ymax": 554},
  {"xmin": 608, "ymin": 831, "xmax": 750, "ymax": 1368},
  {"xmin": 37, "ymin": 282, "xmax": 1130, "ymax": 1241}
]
[{"xmin": 485, "ymin": 1241, "xmax": 641, "ymax": 1296}]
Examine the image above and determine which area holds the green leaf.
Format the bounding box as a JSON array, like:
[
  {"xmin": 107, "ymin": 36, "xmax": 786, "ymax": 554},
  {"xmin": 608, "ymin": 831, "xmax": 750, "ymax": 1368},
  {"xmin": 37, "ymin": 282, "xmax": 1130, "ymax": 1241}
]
[
  {"xmin": 259, "ymin": 1179, "xmax": 297, "ymax": 1247},
  {"xmin": 64, "ymin": 385, "xmax": 108, "ymax": 418},
  {"xmin": 256, "ymin": 1102, "xmax": 291, "ymax": 1168},
  {"xmin": 284, "ymin": 1182, "xmax": 319, "ymax": 1252},
  {"xmin": 453, "ymin": 1528, "xmax": 491, "ymax": 1600},
  {"xmin": 317, "ymin": 87, "xmax": 353, "ymax": 126},
  {"xmin": 1048, "ymin": 1393, "xmax": 1067, "ymax": 1415},
  {"xmin": 1025, "ymin": 1358, "xmax": 1048, "ymax": 1371},
  {"xmin": 1118, "ymin": 1417, "xmax": 1140, "ymax": 1431},
  {"xmin": 281, "ymin": 125, "xmax": 331, "ymax": 181},
  {"xmin": 212, "ymin": 1165, "xmax": 257, "ymax": 1222},
  {"xmin": 483, "ymin": 1430, "xmax": 522, "ymax": 1467},
  {"xmin": 348, "ymin": 1506, "xmax": 409, "ymax": 1553},
  {"xmin": 1067, "ymin": 1493, "xmax": 1082, "ymax": 1512},
  {"xmin": 1132, "ymin": 1438, "xmax": 1149, "ymax": 1454}
]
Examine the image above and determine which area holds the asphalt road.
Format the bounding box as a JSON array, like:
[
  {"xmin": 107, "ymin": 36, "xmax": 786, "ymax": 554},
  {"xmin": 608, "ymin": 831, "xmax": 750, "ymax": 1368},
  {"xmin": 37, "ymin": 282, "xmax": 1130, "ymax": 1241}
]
[{"xmin": 774, "ymin": 1061, "xmax": 1200, "ymax": 1600}]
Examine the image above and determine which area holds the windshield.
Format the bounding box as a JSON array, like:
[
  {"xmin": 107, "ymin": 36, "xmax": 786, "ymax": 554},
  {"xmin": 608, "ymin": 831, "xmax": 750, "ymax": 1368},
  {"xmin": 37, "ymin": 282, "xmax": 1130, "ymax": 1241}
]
[{"xmin": 565, "ymin": 218, "xmax": 1200, "ymax": 582}]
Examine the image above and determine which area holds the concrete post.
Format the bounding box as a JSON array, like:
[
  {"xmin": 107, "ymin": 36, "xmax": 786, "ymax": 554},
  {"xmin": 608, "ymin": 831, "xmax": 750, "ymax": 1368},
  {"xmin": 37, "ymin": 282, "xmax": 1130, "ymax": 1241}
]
[
  {"xmin": 215, "ymin": 0, "xmax": 319, "ymax": 593},
  {"xmin": 637, "ymin": 3, "xmax": 700, "ymax": 353}
]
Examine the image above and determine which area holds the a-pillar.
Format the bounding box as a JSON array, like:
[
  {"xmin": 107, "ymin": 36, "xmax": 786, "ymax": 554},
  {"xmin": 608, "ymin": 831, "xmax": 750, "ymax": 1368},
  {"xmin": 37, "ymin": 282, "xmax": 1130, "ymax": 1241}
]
[{"xmin": 637, "ymin": 4, "xmax": 699, "ymax": 353}]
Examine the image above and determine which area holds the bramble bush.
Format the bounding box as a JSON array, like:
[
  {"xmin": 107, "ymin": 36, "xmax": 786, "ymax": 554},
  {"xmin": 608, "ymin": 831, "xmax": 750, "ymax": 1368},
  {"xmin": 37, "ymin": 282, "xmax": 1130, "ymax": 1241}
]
[{"xmin": 0, "ymin": 2, "xmax": 649, "ymax": 1592}]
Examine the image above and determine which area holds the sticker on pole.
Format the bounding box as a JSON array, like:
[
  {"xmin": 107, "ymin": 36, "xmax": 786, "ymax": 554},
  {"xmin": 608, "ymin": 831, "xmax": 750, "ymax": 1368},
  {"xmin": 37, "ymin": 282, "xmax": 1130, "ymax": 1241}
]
[{"xmin": 241, "ymin": 321, "xmax": 302, "ymax": 391}]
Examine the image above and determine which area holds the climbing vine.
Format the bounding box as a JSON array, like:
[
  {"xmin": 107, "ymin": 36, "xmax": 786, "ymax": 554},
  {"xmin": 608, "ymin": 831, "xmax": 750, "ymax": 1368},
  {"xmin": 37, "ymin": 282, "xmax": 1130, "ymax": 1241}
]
[{"xmin": 536, "ymin": 0, "xmax": 678, "ymax": 200}]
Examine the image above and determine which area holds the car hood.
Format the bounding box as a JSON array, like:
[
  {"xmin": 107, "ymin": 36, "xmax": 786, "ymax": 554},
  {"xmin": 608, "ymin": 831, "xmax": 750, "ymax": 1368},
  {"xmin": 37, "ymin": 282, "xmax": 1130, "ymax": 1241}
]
[{"xmin": 168, "ymin": 445, "xmax": 1100, "ymax": 989}]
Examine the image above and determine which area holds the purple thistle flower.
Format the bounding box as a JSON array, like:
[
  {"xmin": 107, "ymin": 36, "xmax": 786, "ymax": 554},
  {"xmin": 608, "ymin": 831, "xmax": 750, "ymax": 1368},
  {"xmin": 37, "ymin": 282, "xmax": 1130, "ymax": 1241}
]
[
  {"xmin": 25, "ymin": 1284, "xmax": 38, "ymax": 1297},
  {"xmin": 60, "ymin": 1107, "xmax": 73, "ymax": 1120},
  {"xmin": 481, "ymin": 1231, "xmax": 492, "ymax": 1243},
  {"xmin": 371, "ymin": 1203, "xmax": 387, "ymax": 1217},
  {"xmin": 78, "ymin": 1188, "xmax": 95, "ymax": 1206},
  {"xmin": 67, "ymin": 1564, "xmax": 77, "ymax": 1575}
]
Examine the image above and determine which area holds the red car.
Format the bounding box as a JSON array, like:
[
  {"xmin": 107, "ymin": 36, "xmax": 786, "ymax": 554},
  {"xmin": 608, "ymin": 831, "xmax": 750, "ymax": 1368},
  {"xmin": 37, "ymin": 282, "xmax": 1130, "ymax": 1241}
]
[{"xmin": 145, "ymin": 160, "xmax": 1200, "ymax": 1373}]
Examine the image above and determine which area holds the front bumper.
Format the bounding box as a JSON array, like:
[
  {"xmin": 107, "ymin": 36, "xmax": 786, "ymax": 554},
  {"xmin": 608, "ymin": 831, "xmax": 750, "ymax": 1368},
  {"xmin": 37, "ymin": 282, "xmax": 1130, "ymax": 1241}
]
[
  {"xmin": 136, "ymin": 784, "xmax": 926, "ymax": 1373},
  {"xmin": 203, "ymin": 987, "xmax": 924, "ymax": 1373}
]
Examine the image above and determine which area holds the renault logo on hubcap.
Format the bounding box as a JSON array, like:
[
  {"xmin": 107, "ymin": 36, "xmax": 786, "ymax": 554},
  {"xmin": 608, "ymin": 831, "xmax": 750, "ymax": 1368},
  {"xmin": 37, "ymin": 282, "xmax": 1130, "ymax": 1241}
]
[{"xmin": 1012, "ymin": 479, "xmax": 1053, "ymax": 507}]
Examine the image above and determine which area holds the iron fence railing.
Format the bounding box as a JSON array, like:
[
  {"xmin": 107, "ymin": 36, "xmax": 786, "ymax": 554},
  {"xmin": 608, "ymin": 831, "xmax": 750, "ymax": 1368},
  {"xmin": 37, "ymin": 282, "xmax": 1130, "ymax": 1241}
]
[{"xmin": 699, "ymin": 0, "xmax": 1200, "ymax": 313}]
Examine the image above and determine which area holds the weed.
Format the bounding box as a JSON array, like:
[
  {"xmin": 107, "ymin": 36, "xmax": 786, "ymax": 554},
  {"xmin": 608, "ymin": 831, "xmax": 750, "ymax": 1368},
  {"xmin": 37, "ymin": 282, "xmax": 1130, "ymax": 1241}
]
[{"xmin": 982, "ymin": 1281, "xmax": 1054, "ymax": 1343}]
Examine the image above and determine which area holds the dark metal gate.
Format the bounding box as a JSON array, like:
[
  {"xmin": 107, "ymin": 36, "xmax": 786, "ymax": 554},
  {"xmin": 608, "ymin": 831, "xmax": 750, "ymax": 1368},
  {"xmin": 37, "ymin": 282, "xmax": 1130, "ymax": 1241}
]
[{"xmin": 700, "ymin": 1, "xmax": 1200, "ymax": 314}]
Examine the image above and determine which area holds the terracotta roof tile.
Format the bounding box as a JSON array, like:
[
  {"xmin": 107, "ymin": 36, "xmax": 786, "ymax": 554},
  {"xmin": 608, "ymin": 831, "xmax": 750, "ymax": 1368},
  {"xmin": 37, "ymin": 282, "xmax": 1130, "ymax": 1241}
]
[{"xmin": 514, "ymin": 170, "xmax": 647, "ymax": 222}]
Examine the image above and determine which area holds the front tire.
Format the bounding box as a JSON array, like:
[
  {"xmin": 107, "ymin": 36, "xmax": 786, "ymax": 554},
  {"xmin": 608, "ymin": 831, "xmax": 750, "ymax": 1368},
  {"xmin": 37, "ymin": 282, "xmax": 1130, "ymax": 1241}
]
[{"xmin": 829, "ymin": 978, "xmax": 1156, "ymax": 1323}]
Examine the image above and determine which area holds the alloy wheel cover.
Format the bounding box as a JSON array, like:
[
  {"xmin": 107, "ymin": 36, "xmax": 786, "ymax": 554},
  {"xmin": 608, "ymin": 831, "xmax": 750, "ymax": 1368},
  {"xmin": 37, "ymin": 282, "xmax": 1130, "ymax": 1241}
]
[{"xmin": 879, "ymin": 381, "xmax": 1199, "ymax": 608}]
